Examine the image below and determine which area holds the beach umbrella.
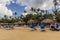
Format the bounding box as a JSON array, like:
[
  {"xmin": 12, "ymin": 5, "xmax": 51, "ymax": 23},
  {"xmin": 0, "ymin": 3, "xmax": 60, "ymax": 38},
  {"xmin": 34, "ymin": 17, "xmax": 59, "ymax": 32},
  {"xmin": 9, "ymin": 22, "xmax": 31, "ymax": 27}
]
[
  {"xmin": 16, "ymin": 21, "xmax": 25, "ymax": 25},
  {"xmin": 41, "ymin": 19, "xmax": 53, "ymax": 23},
  {"xmin": 27, "ymin": 19, "xmax": 36, "ymax": 24},
  {"xmin": 2, "ymin": 23, "xmax": 8, "ymax": 25}
]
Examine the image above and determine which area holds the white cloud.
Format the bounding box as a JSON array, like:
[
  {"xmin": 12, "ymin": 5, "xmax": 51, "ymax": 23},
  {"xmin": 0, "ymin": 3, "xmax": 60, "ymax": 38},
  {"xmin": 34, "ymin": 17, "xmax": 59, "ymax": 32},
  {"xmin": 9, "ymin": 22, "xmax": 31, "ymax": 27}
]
[
  {"xmin": 0, "ymin": 0, "xmax": 60, "ymax": 17},
  {"xmin": 16, "ymin": 0, "xmax": 60, "ymax": 16},
  {"xmin": 57, "ymin": 0, "xmax": 60, "ymax": 4},
  {"xmin": 25, "ymin": 6, "xmax": 31, "ymax": 11},
  {"xmin": 16, "ymin": 0, "xmax": 54, "ymax": 10},
  {"xmin": 16, "ymin": 0, "xmax": 54, "ymax": 16},
  {"xmin": 0, "ymin": 0, "xmax": 14, "ymax": 17},
  {"xmin": 22, "ymin": 10, "xmax": 37, "ymax": 16},
  {"xmin": 0, "ymin": 0, "xmax": 13, "ymax": 6},
  {"xmin": 0, "ymin": 4, "xmax": 12, "ymax": 17}
]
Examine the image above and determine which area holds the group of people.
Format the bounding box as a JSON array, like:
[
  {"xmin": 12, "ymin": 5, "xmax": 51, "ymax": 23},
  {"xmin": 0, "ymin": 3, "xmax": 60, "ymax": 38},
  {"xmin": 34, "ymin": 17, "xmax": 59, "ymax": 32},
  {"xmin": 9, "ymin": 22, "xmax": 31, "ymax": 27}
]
[
  {"xmin": 29, "ymin": 22, "xmax": 60, "ymax": 31},
  {"xmin": 0, "ymin": 22, "xmax": 60, "ymax": 31},
  {"xmin": 0, "ymin": 24, "xmax": 14, "ymax": 30},
  {"xmin": 50, "ymin": 23, "xmax": 60, "ymax": 31}
]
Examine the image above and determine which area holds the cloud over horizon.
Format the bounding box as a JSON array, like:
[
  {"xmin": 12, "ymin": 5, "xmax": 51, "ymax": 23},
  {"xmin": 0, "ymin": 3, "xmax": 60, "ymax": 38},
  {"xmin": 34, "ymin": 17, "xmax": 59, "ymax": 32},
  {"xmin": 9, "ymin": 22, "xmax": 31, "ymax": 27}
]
[
  {"xmin": 0, "ymin": 0, "xmax": 14, "ymax": 17},
  {"xmin": 16, "ymin": 0, "xmax": 60, "ymax": 16},
  {"xmin": 16, "ymin": 0, "xmax": 54, "ymax": 10},
  {"xmin": 0, "ymin": 0, "xmax": 60, "ymax": 17}
]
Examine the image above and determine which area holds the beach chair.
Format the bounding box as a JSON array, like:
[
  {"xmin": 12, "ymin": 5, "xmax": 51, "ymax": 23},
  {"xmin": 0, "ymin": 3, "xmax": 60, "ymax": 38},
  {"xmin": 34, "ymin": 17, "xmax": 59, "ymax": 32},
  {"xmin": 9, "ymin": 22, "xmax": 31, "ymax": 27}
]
[
  {"xmin": 29, "ymin": 23, "xmax": 38, "ymax": 31},
  {"xmin": 3, "ymin": 24, "xmax": 13, "ymax": 30},
  {"xmin": 5, "ymin": 25, "xmax": 11, "ymax": 30},
  {"xmin": 39, "ymin": 23, "xmax": 46, "ymax": 32},
  {"xmin": 54, "ymin": 24, "xmax": 60, "ymax": 31}
]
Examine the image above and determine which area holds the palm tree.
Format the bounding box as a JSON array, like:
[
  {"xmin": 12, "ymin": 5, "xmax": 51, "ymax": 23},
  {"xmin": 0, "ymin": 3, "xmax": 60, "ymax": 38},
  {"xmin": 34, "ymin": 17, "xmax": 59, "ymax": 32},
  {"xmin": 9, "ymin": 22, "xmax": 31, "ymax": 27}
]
[
  {"xmin": 53, "ymin": 0, "xmax": 58, "ymax": 9},
  {"xmin": 30, "ymin": 7, "xmax": 34, "ymax": 11},
  {"xmin": 9, "ymin": 16, "xmax": 12, "ymax": 21},
  {"xmin": 13, "ymin": 12, "xmax": 17, "ymax": 19},
  {"xmin": 37, "ymin": 8, "xmax": 40, "ymax": 12},
  {"xmin": 14, "ymin": 12, "xmax": 17, "ymax": 16},
  {"xmin": 40, "ymin": 10, "xmax": 44, "ymax": 19},
  {"xmin": 4, "ymin": 15, "xmax": 8, "ymax": 19},
  {"xmin": 43, "ymin": 14, "xmax": 53, "ymax": 19},
  {"xmin": 53, "ymin": 0, "xmax": 59, "ymax": 15},
  {"xmin": 3, "ymin": 15, "xmax": 9, "ymax": 23},
  {"xmin": 53, "ymin": 0, "xmax": 59, "ymax": 21},
  {"xmin": 46, "ymin": 10, "xmax": 48, "ymax": 14},
  {"xmin": 24, "ymin": 10, "xmax": 27, "ymax": 13},
  {"xmin": 30, "ymin": 7, "xmax": 36, "ymax": 12}
]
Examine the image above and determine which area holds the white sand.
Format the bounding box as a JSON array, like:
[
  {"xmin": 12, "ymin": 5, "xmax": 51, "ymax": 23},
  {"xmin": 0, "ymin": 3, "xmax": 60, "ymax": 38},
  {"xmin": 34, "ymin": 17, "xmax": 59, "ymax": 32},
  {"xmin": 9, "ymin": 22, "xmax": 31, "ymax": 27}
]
[{"xmin": 0, "ymin": 27, "xmax": 60, "ymax": 40}]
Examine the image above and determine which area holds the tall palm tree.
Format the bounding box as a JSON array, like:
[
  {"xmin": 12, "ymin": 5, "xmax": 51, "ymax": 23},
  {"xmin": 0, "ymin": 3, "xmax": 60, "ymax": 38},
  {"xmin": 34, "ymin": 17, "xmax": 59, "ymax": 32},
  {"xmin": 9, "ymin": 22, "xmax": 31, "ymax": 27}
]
[
  {"xmin": 9, "ymin": 16, "xmax": 12, "ymax": 19},
  {"xmin": 53, "ymin": 0, "xmax": 59, "ymax": 15},
  {"xmin": 53, "ymin": 0, "xmax": 58, "ymax": 10},
  {"xmin": 3, "ymin": 15, "xmax": 8, "ymax": 23},
  {"xmin": 40, "ymin": 10, "xmax": 44, "ymax": 18},
  {"xmin": 30, "ymin": 7, "xmax": 34, "ymax": 11},
  {"xmin": 24, "ymin": 10, "xmax": 27, "ymax": 13},
  {"xmin": 4, "ymin": 15, "xmax": 8, "ymax": 19},
  {"xmin": 37, "ymin": 8, "xmax": 40, "ymax": 12},
  {"xmin": 14, "ymin": 12, "xmax": 17, "ymax": 16},
  {"xmin": 30, "ymin": 7, "xmax": 36, "ymax": 12},
  {"xmin": 53, "ymin": 0, "xmax": 59, "ymax": 21},
  {"xmin": 13, "ymin": 12, "xmax": 17, "ymax": 19},
  {"xmin": 46, "ymin": 10, "xmax": 48, "ymax": 14}
]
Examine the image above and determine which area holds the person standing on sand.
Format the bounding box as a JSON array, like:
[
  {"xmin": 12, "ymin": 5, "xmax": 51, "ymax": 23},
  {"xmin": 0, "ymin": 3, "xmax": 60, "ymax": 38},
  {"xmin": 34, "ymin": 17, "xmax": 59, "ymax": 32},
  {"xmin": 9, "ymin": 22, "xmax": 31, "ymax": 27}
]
[
  {"xmin": 54, "ymin": 22, "xmax": 60, "ymax": 31},
  {"xmin": 50, "ymin": 23, "xmax": 55, "ymax": 31}
]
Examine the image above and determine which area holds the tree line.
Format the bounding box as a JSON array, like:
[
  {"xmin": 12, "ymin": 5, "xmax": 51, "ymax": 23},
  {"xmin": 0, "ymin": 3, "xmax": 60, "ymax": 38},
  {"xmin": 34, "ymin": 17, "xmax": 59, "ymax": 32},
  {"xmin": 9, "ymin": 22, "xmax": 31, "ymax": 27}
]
[{"xmin": 0, "ymin": 0, "xmax": 60, "ymax": 23}]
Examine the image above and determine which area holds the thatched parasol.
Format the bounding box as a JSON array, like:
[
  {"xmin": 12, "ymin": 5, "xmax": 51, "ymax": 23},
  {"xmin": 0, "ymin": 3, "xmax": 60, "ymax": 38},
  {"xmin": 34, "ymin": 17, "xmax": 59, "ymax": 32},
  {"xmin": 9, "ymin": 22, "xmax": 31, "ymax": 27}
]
[
  {"xmin": 27, "ymin": 19, "xmax": 36, "ymax": 24},
  {"xmin": 41, "ymin": 19, "xmax": 53, "ymax": 23},
  {"xmin": 15, "ymin": 21, "xmax": 25, "ymax": 24},
  {"xmin": 0, "ymin": 23, "xmax": 8, "ymax": 25}
]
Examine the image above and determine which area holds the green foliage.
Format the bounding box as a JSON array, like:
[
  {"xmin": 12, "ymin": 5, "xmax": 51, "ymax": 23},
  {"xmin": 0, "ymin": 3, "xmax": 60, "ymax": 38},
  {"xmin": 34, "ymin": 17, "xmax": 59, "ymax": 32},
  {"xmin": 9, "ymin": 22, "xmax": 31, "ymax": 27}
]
[
  {"xmin": 55, "ymin": 11, "xmax": 60, "ymax": 23},
  {"xmin": 0, "ymin": 6, "xmax": 60, "ymax": 24},
  {"xmin": 43, "ymin": 14, "xmax": 53, "ymax": 19}
]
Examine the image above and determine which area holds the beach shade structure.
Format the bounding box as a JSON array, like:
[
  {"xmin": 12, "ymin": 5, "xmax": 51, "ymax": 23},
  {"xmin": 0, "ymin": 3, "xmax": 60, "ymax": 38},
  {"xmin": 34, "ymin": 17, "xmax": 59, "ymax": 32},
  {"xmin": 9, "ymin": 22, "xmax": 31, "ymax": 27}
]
[
  {"xmin": 14, "ymin": 21, "xmax": 25, "ymax": 26},
  {"xmin": 41, "ymin": 19, "xmax": 53, "ymax": 23},
  {"xmin": 0, "ymin": 23, "xmax": 14, "ymax": 29},
  {"xmin": 27, "ymin": 19, "xmax": 36, "ymax": 24},
  {"xmin": 0, "ymin": 23, "xmax": 8, "ymax": 25},
  {"xmin": 17, "ymin": 21, "xmax": 25, "ymax": 24}
]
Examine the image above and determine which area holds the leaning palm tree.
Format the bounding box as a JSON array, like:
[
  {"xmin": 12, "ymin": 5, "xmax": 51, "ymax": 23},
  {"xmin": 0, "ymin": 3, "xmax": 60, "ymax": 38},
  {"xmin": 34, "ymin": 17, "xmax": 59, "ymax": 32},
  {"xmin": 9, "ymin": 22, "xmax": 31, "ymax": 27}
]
[
  {"xmin": 4, "ymin": 15, "xmax": 8, "ymax": 19},
  {"xmin": 37, "ymin": 8, "xmax": 40, "ymax": 12},
  {"xmin": 24, "ymin": 10, "xmax": 27, "ymax": 13},
  {"xmin": 53, "ymin": 0, "xmax": 59, "ymax": 21},
  {"xmin": 46, "ymin": 10, "xmax": 48, "ymax": 14},
  {"xmin": 53, "ymin": 0, "xmax": 58, "ymax": 10},
  {"xmin": 40, "ymin": 10, "xmax": 44, "ymax": 18},
  {"xmin": 13, "ymin": 12, "xmax": 17, "ymax": 19},
  {"xmin": 3, "ymin": 15, "xmax": 9, "ymax": 23},
  {"xmin": 9, "ymin": 16, "xmax": 12, "ymax": 19},
  {"xmin": 30, "ymin": 7, "xmax": 35, "ymax": 12},
  {"xmin": 53, "ymin": 0, "xmax": 59, "ymax": 15}
]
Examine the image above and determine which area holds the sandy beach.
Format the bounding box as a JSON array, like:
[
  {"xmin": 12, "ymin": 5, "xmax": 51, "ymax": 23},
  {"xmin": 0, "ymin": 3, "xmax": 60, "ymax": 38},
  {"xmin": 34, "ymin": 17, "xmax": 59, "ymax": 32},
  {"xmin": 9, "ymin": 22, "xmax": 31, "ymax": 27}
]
[{"xmin": 0, "ymin": 27, "xmax": 60, "ymax": 40}]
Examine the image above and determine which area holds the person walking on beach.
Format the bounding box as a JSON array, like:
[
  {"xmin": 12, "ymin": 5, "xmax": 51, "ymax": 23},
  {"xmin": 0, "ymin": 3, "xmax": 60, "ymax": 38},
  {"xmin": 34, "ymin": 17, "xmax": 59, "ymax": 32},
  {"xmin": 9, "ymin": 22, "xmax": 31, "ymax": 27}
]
[
  {"xmin": 54, "ymin": 22, "xmax": 60, "ymax": 31},
  {"xmin": 50, "ymin": 23, "xmax": 56, "ymax": 31}
]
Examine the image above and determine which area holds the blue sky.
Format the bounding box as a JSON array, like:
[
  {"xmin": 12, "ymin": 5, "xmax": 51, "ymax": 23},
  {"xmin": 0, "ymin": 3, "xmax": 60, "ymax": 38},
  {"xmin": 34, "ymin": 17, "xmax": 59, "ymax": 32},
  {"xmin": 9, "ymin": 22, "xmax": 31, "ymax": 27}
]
[
  {"xmin": 0, "ymin": 0, "xmax": 60, "ymax": 17},
  {"xmin": 7, "ymin": 2, "xmax": 25, "ymax": 16},
  {"xmin": 6, "ymin": 2, "xmax": 54, "ymax": 16},
  {"xmin": 7, "ymin": 0, "xmax": 60, "ymax": 16}
]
